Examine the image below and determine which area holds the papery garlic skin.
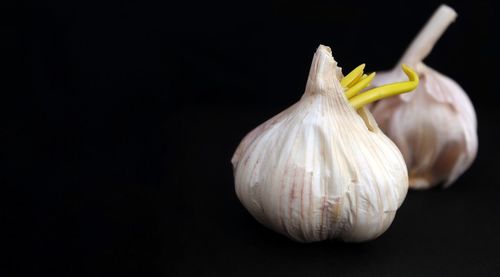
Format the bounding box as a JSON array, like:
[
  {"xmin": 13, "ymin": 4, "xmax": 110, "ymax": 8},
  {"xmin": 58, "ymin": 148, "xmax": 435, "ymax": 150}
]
[
  {"xmin": 370, "ymin": 5, "xmax": 477, "ymax": 189},
  {"xmin": 372, "ymin": 64, "xmax": 477, "ymax": 189},
  {"xmin": 232, "ymin": 45, "xmax": 408, "ymax": 242}
]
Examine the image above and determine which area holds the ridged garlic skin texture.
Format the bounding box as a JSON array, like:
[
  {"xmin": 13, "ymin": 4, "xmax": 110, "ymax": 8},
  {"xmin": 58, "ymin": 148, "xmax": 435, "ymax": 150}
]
[
  {"xmin": 232, "ymin": 46, "xmax": 408, "ymax": 242},
  {"xmin": 371, "ymin": 64, "xmax": 477, "ymax": 189}
]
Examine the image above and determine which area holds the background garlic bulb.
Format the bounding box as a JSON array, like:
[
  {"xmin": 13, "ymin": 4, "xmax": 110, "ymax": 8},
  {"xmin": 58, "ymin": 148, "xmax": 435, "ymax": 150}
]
[
  {"xmin": 232, "ymin": 45, "xmax": 409, "ymax": 242},
  {"xmin": 370, "ymin": 5, "xmax": 478, "ymax": 189}
]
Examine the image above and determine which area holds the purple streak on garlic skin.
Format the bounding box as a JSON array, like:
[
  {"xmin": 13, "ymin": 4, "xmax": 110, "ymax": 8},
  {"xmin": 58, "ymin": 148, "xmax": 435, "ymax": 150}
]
[
  {"xmin": 232, "ymin": 45, "xmax": 408, "ymax": 242},
  {"xmin": 370, "ymin": 5, "xmax": 478, "ymax": 189}
]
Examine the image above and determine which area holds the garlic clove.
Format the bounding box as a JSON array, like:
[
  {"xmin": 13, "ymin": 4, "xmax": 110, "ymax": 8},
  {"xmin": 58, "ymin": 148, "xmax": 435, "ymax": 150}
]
[
  {"xmin": 232, "ymin": 45, "xmax": 411, "ymax": 242},
  {"xmin": 370, "ymin": 4, "xmax": 478, "ymax": 189}
]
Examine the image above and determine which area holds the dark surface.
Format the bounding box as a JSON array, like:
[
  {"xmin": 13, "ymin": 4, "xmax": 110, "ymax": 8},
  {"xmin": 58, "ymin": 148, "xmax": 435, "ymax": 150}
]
[{"xmin": 7, "ymin": 0, "xmax": 500, "ymax": 276}]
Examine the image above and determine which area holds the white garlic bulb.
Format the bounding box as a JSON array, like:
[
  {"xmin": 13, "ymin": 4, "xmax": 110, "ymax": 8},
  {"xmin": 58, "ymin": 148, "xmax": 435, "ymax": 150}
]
[
  {"xmin": 232, "ymin": 45, "xmax": 409, "ymax": 242},
  {"xmin": 371, "ymin": 5, "xmax": 478, "ymax": 189}
]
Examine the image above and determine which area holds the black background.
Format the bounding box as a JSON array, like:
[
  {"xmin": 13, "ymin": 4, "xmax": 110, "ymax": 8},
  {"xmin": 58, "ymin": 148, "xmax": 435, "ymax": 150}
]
[{"xmin": 6, "ymin": 0, "xmax": 500, "ymax": 275}]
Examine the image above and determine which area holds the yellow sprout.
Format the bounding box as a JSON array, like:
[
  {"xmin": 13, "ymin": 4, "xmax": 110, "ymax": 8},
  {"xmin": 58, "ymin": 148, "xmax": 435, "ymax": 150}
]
[
  {"xmin": 340, "ymin": 64, "xmax": 365, "ymax": 88},
  {"xmin": 345, "ymin": 72, "xmax": 376, "ymax": 99},
  {"xmin": 341, "ymin": 64, "xmax": 419, "ymax": 109}
]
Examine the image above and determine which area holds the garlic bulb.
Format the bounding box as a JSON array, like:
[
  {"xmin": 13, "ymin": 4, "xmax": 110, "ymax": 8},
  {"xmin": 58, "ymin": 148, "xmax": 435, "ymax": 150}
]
[
  {"xmin": 232, "ymin": 45, "xmax": 416, "ymax": 242},
  {"xmin": 370, "ymin": 5, "xmax": 478, "ymax": 189}
]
